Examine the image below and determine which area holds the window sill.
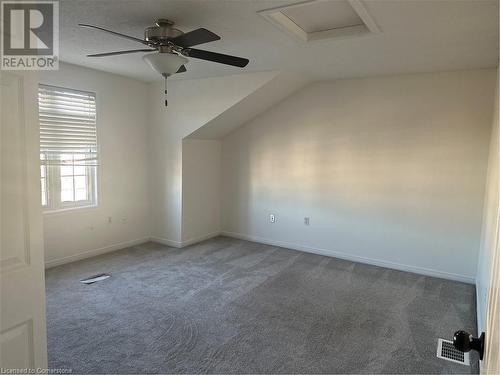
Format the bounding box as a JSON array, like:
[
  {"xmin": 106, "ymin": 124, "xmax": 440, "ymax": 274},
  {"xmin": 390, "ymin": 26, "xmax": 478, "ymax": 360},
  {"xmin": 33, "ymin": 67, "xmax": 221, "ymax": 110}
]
[{"xmin": 43, "ymin": 204, "xmax": 99, "ymax": 216}]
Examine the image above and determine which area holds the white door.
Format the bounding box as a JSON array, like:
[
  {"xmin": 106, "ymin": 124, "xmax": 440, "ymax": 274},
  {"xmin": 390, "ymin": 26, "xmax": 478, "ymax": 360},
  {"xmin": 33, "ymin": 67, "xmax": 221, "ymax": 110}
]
[
  {"xmin": 484, "ymin": 216, "xmax": 500, "ymax": 373},
  {"xmin": 0, "ymin": 70, "xmax": 48, "ymax": 369},
  {"xmin": 481, "ymin": 69, "xmax": 500, "ymax": 374}
]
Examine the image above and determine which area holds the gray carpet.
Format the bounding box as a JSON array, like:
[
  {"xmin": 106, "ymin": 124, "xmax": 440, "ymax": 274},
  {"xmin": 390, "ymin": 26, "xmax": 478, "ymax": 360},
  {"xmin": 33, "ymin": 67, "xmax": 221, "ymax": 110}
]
[{"xmin": 46, "ymin": 236, "xmax": 479, "ymax": 374}]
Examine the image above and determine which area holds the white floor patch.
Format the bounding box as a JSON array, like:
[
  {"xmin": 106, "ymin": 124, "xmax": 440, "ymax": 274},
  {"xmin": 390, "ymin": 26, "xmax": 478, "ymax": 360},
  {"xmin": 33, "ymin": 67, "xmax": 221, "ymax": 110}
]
[{"xmin": 437, "ymin": 338, "xmax": 470, "ymax": 365}]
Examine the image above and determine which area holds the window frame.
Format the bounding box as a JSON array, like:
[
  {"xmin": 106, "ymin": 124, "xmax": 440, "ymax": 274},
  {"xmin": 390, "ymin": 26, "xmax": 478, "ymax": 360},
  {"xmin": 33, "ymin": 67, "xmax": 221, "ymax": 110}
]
[
  {"xmin": 41, "ymin": 153, "xmax": 98, "ymax": 213},
  {"xmin": 38, "ymin": 84, "xmax": 100, "ymax": 213}
]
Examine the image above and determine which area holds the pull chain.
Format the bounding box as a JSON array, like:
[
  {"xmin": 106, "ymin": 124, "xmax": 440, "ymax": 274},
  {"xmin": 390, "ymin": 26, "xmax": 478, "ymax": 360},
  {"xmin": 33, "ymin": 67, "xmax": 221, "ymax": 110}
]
[{"xmin": 164, "ymin": 76, "xmax": 168, "ymax": 107}]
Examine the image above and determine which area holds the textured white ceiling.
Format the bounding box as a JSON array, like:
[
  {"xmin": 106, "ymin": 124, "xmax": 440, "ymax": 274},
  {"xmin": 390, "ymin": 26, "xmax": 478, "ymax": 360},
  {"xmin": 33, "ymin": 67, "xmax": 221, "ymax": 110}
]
[{"xmin": 60, "ymin": 0, "xmax": 499, "ymax": 82}]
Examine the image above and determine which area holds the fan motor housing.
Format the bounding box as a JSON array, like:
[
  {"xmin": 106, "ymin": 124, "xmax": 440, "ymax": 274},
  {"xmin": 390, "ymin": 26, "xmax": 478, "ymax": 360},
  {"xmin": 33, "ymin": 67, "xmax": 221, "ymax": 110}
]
[{"xmin": 145, "ymin": 19, "xmax": 183, "ymax": 44}]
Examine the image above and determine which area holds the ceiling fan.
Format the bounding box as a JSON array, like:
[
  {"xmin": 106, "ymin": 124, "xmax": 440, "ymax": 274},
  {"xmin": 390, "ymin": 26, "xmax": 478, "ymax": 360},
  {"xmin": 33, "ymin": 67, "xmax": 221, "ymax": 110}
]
[{"xmin": 79, "ymin": 19, "xmax": 250, "ymax": 106}]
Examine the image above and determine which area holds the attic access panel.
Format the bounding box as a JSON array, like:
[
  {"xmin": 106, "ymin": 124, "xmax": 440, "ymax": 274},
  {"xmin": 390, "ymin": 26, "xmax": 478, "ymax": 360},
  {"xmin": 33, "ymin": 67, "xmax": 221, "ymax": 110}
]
[{"xmin": 258, "ymin": 0, "xmax": 380, "ymax": 42}]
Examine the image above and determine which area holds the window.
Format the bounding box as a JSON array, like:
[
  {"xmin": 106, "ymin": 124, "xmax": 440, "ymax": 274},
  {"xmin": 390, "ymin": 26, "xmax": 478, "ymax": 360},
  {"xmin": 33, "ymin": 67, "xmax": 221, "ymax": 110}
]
[{"xmin": 38, "ymin": 85, "xmax": 98, "ymax": 211}]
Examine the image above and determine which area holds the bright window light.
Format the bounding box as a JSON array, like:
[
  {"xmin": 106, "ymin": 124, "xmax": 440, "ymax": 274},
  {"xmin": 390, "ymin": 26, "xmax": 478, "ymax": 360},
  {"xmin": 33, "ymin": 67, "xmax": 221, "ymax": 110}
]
[{"xmin": 38, "ymin": 85, "xmax": 99, "ymax": 212}]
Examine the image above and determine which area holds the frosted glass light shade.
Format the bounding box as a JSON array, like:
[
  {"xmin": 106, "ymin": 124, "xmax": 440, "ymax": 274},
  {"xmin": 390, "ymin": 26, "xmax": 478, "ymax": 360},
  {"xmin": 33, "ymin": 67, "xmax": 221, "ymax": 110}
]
[{"xmin": 143, "ymin": 52, "xmax": 188, "ymax": 76}]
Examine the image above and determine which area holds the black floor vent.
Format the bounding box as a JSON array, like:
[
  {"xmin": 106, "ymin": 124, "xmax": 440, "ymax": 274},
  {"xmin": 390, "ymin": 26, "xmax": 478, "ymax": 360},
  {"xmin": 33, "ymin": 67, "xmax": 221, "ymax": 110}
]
[{"xmin": 80, "ymin": 274, "xmax": 111, "ymax": 284}]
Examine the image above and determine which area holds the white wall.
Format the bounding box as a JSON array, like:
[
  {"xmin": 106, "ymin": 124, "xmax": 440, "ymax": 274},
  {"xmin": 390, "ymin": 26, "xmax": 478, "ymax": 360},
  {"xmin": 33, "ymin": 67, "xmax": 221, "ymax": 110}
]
[
  {"xmin": 40, "ymin": 65, "xmax": 497, "ymax": 286},
  {"xmin": 40, "ymin": 63, "xmax": 150, "ymax": 267},
  {"xmin": 148, "ymin": 71, "xmax": 280, "ymax": 246},
  {"xmin": 221, "ymin": 69, "xmax": 496, "ymax": 283},
  {"xmin": 182, "ymin": 139, "xmax": 221, "ymax": 243},
  {"xmin": 476, "ymin": 67, "xmax": 499, "ymax": 332}
]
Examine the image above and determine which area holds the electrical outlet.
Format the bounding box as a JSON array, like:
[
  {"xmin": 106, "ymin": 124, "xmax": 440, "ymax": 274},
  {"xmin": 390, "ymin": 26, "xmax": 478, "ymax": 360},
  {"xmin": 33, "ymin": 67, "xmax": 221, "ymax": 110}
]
[
  {"xmin": 304, "ymin": 217, "xmax": 310, "ymax": 225},
  {"xmin": 269, "ymin": 214, "xmax": 276, "ymax": 223}
]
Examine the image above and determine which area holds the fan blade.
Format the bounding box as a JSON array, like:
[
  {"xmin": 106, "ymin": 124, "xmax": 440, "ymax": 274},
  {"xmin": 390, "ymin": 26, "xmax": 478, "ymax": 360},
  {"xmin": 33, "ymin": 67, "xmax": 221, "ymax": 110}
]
[
  {"xmin": 170, "ymin": 28, "xmax": 220, "ymax": 47},
  {"xmin": 87, "ymin": 49, "xmax": 155, "ymax": 57},
  {"xmin": 176, "ymin": 65, "xmax": 187, "ymax": 73},
  {"xmin": 182, "ymin": 48, "xmax": 249, "ymax": 67},
  {"xmin": 79, "ymin": 24, "xmax": 146, "ymax": 45}
]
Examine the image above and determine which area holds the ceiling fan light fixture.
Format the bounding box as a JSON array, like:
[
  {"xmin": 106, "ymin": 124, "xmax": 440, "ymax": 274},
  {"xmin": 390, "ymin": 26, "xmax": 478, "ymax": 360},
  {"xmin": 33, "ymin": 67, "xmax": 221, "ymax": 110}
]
[
  {"xmin": 142, "ymin": 52, "xmax": 188, "ymax": 76},
  {"xmin": 80, "ymin": 21, "xmax": 248, "ymax": 107}
]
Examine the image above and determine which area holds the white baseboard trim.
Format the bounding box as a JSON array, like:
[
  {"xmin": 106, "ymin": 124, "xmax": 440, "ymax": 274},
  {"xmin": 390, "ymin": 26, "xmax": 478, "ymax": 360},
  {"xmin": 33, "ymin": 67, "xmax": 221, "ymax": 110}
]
[
  {"xmin": 151, "ymin": 231, "xmax": 221, "ymax": 248},
  {"xmin": 221, "ymin": 231, "xmax": 475, "ymax": 284},
  {"xmin": 150, "ymin": 236, "xmax": 183, "ymax": 248},
  {"xmin": 44, "ymin": 237, "xmax": 150, "ymax": 269},
  {"xmin": 181, "ymin": 231, "xmax": 221, "ymax": 247},
  {"xmin": 45, "ymin": 230, "xmax": 475, "ymax": 284},
  {"xmin": 46, "ymin": 232, "xmax": 223, "ymax": 268}
]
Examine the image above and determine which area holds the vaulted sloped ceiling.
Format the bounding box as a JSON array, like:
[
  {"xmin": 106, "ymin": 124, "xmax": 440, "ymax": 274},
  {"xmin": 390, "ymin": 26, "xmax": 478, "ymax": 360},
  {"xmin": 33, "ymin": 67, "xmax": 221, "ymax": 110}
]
[{"xmin": 186, "ymin": 72, "xmax": 308, "ymax": 139}]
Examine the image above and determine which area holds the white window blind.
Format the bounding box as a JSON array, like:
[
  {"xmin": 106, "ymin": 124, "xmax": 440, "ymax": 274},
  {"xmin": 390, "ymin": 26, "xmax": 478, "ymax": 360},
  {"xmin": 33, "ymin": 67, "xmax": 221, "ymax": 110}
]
[
  {"xmin": 38, "ymin": 85, "xmax": 99, "ymax": 212},
  {"xmin": 39, "ymin": 85, "xmax": 98, "ymax": 166}
]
